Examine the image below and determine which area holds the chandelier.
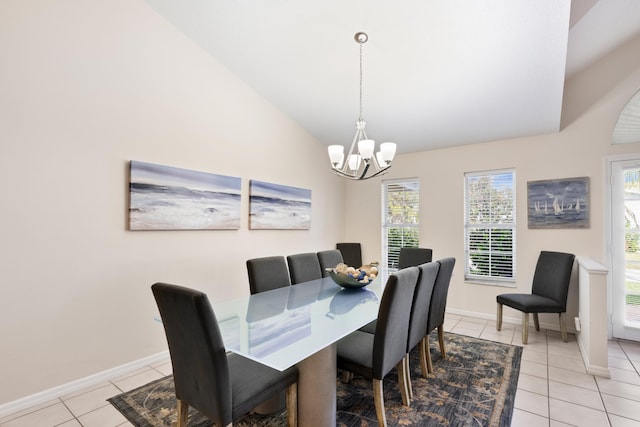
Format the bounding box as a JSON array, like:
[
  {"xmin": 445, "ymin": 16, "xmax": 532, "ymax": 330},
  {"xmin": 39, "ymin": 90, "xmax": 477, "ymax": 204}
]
[{"xmin": 328, "ymin": 32, "xmax": 396, "ymax": 180}]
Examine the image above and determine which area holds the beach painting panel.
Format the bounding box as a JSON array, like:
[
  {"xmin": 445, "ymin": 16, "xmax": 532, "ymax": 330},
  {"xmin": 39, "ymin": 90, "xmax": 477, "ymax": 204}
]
[
  {"xmin": 527, "ymin": 176, "xmax": 589, "ymax": 229},
  {"xmin": 129, "ymin": 161, "xmax": 241, "ymax": 230},
  {"xmin": 249, "ymin": 180, "xmax": 311, "ymax": 229}
]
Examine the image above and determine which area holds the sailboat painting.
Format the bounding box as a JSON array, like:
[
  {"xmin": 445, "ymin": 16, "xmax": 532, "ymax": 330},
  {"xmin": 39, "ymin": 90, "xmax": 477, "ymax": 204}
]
[
  {"xmin": 249, "ymin": 180, "xmax": 311, "ymax": 229},
  {"xmin": 129, "ymin": 161, "xmax": 241, "ymax": 230},
  {"xmin": 527, "ymin": 176, "xmax": 589, "ymax": 229}
]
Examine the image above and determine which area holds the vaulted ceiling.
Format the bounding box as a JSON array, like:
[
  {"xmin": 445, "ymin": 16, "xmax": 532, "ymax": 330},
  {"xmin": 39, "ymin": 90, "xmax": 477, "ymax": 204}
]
[{"xmin": 145, "ymin": 0, "xmax": 640, "ymax": 154}]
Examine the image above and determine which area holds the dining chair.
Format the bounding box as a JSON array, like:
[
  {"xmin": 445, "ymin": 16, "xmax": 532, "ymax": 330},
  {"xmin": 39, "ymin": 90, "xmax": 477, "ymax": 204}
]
[
  {"xmin": 317, "ymin": 249, "xmax": 344, "ymax": 277},
  {"xmin": 336, "ymin": 267, "xmax": 420, "ymax": 427},
  {"xmin": 246, "ymin": 256, "xmax": 291, "ymax": 294},
  {"xmin": 405, "ymin": 261, "xmax": 439, "ymax": 394},
  {"xmin": 496, "ymin": 251, "xmax": 575, "ymax": 344},
  {"xmin": 397, "ymin": 247, "xmax": 433, "ymax": 269},
  {"xmin": 424, "ymin": 257, "xmax": 456, "ymax": 374},
  {"xmin": 151, "ymin": 282, "xmax": 298, "ymax": 427},
  {"xmin": 287, "ymin": 252, "xmax": 323, "ymax": 284},
  {"xmin": 357, "ymin": 261, "xmax": 439, "ymax": 391},
  {"xmin": 336, "ymin": 242, "xmax": 362, "ymax": 268}
]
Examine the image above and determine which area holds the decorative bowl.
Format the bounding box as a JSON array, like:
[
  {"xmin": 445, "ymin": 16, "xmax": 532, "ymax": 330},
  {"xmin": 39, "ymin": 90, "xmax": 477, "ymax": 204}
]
[{"xmin": 327, "ymin": 269, "xmax": 370, "ymax": 289}]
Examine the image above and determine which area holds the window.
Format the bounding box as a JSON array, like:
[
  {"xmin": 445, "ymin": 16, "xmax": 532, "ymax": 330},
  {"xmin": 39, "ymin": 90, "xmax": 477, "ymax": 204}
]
[
  {"xmin": 382, "ymin": 179, "xmax": 419, "ymax": 272},
  {"xmin": 464, "ymin": 170, "xmax": 515, "ymax": 284}
]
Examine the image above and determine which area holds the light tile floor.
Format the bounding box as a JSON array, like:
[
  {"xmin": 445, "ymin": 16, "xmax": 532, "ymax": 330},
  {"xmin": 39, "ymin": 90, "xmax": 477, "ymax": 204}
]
[{"xmin": 1, "ymin": 314, "xmax": 640, "ymax": 426}]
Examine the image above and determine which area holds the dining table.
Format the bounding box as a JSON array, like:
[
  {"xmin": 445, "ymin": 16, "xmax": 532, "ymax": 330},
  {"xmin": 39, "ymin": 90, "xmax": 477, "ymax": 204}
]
[{"xmin": 211, "ymin": 274, "xmax": 386, "ymax": 427}]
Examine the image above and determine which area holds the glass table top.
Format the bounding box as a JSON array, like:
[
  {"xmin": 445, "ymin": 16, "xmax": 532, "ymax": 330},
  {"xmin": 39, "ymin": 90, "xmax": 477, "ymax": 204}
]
[{"xmin": 212, "ymin": 276, "xmax": 385, "ymax": 371}]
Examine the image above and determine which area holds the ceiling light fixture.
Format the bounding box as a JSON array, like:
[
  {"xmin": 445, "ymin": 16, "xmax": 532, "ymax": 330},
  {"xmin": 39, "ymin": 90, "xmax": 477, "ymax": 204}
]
[{"xmin": 328, "ymin": 32, "xmax": 396, "ymax": 180}]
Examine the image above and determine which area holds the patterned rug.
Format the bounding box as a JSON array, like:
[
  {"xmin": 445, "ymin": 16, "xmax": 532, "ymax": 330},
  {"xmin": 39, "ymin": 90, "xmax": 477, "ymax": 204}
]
[{"xmin": 109, "ymin": 332, "xmax": 521, "ymax": 427}]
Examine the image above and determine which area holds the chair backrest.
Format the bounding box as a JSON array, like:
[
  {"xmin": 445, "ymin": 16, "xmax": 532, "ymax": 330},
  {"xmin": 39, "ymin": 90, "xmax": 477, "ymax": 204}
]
[
  {"xmin": 287, "ymin": 252, "xmax": 323, "ymax": 284},
  {"xmin": 531, "ymin": 251, "xmax": 575, "ymax": 310},
  {"xmin": 246, "ymin": 256, "xmax": 291, "ymax": 294},
  {"xmin": 427, "ymin": 257, "xmax": 456, "ymax": 333},
  {"xmin": 372, "ymin": 266, "xmax": 420, "ymax": 379},
  {"xmin": 317, "ymin": 249, "xmax": 344, "ymax": 277},
  {"xmin": 151, "ymin": 283, "xmax": 231, "ymax": 425},
  {"xmin": 398, "ymin": 247, "xmax": 433, "ymax": 269},
  {"xmin": 336, "ymin": 242, "xmax": 362, "ymax": 267},
  {"xmin": 407, "ymin": 261, "xmax": 440, "ymax": 353}
]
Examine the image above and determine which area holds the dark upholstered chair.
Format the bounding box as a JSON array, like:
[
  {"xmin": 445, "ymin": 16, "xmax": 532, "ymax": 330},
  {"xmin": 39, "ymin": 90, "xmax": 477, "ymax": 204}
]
[
  {"xmin": 317, "ymin": 249, "xmax": 344, "ymax": 277},
  {"xmin": 287, "ymin": 252, "xmax": 323, "ymax": 284},
  {"xmin": 336, "ymin": 242, "xmax": 362, "ymax": 268},
  {"xmin": 336, "ymin": 267, "xmax": 420, "ymax": 426},
  {"xmin": 398, "ymin": 247, "xmax": 433, "ymax": 269},
  {"xmin": 406, "ymin": 262, "xmax": 439, "ymax": 390},
  {"xmin": 497, "ymin": 251, "xmax": 575, "ymax": 344},
  {"xmin": 424, "ymin": 257, "xmax": 456, "ymax": 373},
  {"xmin": 151, "ymin": 283, "xmax": 298, "ymax": 427},
  {"xmin": 246, "ymin": 256, "xmax": 291, "ymax": 294}
]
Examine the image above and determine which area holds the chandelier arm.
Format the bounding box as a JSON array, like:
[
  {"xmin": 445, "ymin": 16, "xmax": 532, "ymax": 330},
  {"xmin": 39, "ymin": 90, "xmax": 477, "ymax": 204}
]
[
  {"xmin": 358, "ymin": 162, "xmax": 370, "ymax": 180},
  {"xmin": 362, "ymin": 165, "xmax": 391, "ymax": 179},
  {"xmin": 332, "ymin": 165, "xmax": 390, "ymax": 180}
]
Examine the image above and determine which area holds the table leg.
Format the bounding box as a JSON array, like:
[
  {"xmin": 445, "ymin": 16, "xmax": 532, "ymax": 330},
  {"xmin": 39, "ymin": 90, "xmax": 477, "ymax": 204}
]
[{"xmin": 297, "ymin": 343, "xmax": 337, "ymax": 427}]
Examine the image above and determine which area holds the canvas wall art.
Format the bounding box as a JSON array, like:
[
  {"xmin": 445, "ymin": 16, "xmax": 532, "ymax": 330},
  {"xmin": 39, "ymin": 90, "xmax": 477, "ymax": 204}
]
[
  {"xmin": 249, "ymin": 180, "xmax": 311, "ymax": 229},
  {"xmin": 527, "ymin": 176, "xmax": 590, "ymax": 229},
  {"xmin": 129, "ymin": 160, "xmax": 241, "ymax": 230}
]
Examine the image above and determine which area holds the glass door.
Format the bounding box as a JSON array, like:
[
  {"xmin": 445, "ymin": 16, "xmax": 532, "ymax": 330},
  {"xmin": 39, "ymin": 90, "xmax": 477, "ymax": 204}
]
[{"xmin": 611, "ymin": 159, "xmax": 640, "ymax": 341}]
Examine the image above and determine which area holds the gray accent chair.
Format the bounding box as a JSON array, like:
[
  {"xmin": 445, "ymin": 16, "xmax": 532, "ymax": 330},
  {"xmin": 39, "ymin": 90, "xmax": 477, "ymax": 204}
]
[
  {"xmin": 424, "ymin": 257, "xmax": 456, "ymax": 373},
  {"xmin": 246, "ymin": 256, "xmax": 291, "ymax": 294},
  {"xmin": 336, "ymin": 242, "xmax": 362, "ymax": 268},
  {"xmin": 151, "ymin": 283, "xmax": 298, "ymax": 427},
  {"xmin": 287, "ymin": 252, "xmax": 323, "ymax": 284},
  {"xmin": 317, "ymin": 249, "xmax": 344, "ymax": 277},
  {"xmin": 397, "ymin": 247, "xmax": 433, "ymax": 269},
  {"xmin": 336, "ymin": 267, "xmax": 420, "ymax": 426},
  {"xmin": 496, "ymin": 251, "xmax": 575, "ymax": 344}
]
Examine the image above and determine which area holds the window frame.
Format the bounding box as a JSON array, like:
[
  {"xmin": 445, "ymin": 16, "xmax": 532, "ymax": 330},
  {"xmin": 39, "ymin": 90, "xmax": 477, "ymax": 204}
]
[
  {"xmin": 464, "ymin": 169, "xmax": 516, "ymax": 285},
  {"xmin": 381, "ymin": 178, "xmax": 420, "ymax": 272}
]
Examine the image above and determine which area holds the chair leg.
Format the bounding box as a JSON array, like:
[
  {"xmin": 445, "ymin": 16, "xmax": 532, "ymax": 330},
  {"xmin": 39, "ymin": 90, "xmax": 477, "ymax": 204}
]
[
  {"xmin": 438, "ymin": 326, "xmax": 446, "ymax": 359},
  {"xmin": 419, "ymin": 336, "xmax": 429, "ymax": 378},
  {"xmin": 533, "ymin": 313, "xmax": 540, "ymax": 331},
  {"xmin": 396, "ymin": 357, "xmax": 411, "ymax": 406},
  {"xmin": 522, "ymin": 313, "xmax": 529, "ymax": 344},
  {"xmin": 425, "ymin": 334, "xmax": 433, "ymax": 374},
  {"xmin": 176, "ymin": 399, "xmax": 189, "ymax": 427},
  {"xmin": 286, "ymin": 382, "xmax": 297, "ymax": 427},
  {"xmin": 341, "ymin": 371, "xmax": 353, "ymax": 383},
  {"xmin": 403, "ymin": 355, "xmax": 413, "ymax": 401},
  {"xmin": 496, "ymin": 303, "xmax": 503, "ymax": 331},
  {"xmin": 559, "ymin": 312, "xmax": 568, "ymax": 342},
  {"xmin": 373, "ymin": 378, "xmax": 387, "ymax": 427}
]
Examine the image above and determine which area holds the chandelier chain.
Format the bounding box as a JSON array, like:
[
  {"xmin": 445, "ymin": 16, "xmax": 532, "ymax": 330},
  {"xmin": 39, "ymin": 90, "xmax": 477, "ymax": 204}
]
[{"xmin": 359, "ymin": 42, "xmax": 363, "ymax": 122}]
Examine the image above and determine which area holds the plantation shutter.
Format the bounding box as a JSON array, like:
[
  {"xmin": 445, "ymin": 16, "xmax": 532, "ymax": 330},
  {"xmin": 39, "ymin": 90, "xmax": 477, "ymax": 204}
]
[
  {"xmin": 464, "ymin": 170, "xmax": 516, "ymax": 283},
  {"xmin": 382, "ymin": 179, "xmax": 419, "ymax": 271}
]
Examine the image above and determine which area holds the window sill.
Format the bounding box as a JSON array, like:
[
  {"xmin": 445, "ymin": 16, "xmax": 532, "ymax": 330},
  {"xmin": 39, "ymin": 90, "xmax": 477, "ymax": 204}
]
[{"xmin": 464, "ymin": 279, "xmax": 516, "ymax": 288}]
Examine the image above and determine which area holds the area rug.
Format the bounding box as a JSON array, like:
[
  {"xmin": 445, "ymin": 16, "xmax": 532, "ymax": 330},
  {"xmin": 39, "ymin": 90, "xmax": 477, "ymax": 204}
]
[{"xmin": 108, "ymin": 332, "xmax": 521, "ymax": 427}]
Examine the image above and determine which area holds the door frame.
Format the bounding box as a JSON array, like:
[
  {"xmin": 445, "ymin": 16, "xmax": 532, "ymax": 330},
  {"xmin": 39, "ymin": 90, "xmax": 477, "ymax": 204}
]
[{"xmin": 606, "ymin": 153, "xmax": 640, "ymax": 341}]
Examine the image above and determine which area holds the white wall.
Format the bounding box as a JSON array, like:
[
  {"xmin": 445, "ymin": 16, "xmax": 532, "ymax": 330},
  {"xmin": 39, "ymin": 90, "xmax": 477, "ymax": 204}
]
[
  {"xmin": 344, "ymin": 34, "xmax": 640, "ymax": 329},
  {"xmin": 0, "ymin": 0, "xmax": 344, "ymax": 405}
]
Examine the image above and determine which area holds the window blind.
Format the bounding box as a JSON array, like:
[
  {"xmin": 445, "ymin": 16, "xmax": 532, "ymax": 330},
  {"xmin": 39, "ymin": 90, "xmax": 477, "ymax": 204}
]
[{"xmin": 382, "ymin": 179, "xmax": 419, "ymax": 271}]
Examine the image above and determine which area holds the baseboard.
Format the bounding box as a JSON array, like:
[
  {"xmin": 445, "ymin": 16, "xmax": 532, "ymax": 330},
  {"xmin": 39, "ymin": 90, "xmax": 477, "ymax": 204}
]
[
  {"xmin": 576, "ymin": 333, "xmax": 611, "ymax": 378},
  {"xmin": 0, "ymin": 351, "xmax": 170, "ymax": 418}
]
